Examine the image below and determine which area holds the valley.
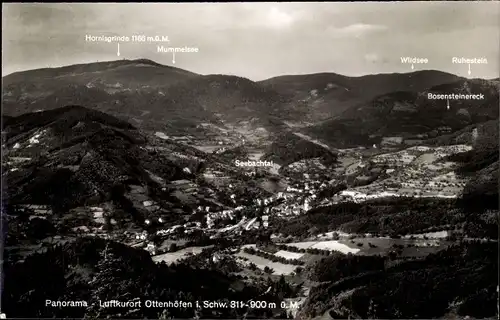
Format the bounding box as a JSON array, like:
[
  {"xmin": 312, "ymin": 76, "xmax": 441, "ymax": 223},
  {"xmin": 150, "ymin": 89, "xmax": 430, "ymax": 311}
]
[{"xmin": 1, "ymin": 58, "xmax": 498, "ymax": 320}]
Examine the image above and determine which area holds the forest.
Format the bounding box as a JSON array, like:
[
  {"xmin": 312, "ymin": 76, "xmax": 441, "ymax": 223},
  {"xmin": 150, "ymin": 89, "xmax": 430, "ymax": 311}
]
[
  {"xmin": 3, "ymin": 237, "xmax": 291, "ymax": 319},
  {"xmin": 301, "ymin": 242, "xmax": 498, "ymax": 319},
  {"xmin": 271, "ymin": 197, "xmax": 498, "ymax": 239}
]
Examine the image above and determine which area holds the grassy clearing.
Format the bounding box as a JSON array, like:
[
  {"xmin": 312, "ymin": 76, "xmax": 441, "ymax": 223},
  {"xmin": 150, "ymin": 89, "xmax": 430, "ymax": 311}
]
[
  {"xmin": 287, "ymin": 240, "xmax": 361, "ymax": 254},
  {"xmin": 152, "ymin": 246, "xmax": 210, "ymax": 264},
  {"xmin": 274, "ymin": 250, "xmax": 304, "ymax": 260},
  {"xmin": 236, "ymin": 251, "xmax": 297, "ymax": 275},
  {"xmin": 338, "ymin": 237, "xmax": 451, "ymax": 257}
]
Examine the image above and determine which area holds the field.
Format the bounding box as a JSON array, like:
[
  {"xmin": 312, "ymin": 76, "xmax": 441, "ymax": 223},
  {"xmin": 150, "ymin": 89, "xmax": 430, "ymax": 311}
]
[
  {"xmin": 193, "ymin": 145, "xmax": 220, "ymax": 153},
  {"xmin": 157, "ymin": 239, "xmax": 189, "ymax": 251},
  {"xmin": 152, "ymin": 246, "xmax": 210, "ymax": 264},
  {"xmin": 337, "ymin": 237, "xmax": 451, "ymax": 257},
  {"xmin": 413, "ymin": 152, "xmax": 438, "ymax": 165},
  {"xmin": 287, "ymin": 240, "xmax": 361, "ymax": 254},
  {"xmin": 247, "ymin": 151, "xmax": 265, "ymax": 161},
  {"xmin": 403, "ymin": 231, "xmax": 449, "ymax": 239},
  {"xmin": 299, "ymin": 232, "xmax": 452, "ymax": 257},
  {"xmin": 236, "ymin": 251, "xmax": 297, "ymax": 275},
  {"xmin": 274, "ymin": 250, "xmax": 304, "ymax": 260}
]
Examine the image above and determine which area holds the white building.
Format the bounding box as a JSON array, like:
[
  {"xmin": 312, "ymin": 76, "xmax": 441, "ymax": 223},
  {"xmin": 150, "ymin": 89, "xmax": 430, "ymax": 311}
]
[
  {"xmin": 303, "ymin": 199, "xmax": 310, "ymax": 212},
  {"xmin": 146, "ymin": 243, "xmax": 156, "ymax": 254}
]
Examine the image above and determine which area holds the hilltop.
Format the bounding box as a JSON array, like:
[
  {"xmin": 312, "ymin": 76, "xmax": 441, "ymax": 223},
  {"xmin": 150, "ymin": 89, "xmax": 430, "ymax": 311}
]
[{"xmin": 2, "ymin": 59, "xmax": 197, "ymax": 92}]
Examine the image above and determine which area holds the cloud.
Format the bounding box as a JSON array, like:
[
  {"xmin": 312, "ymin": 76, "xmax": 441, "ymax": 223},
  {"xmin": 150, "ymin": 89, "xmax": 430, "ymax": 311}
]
[
  {"xmin": 266, "ymin": 7, "xmax": 295, "ymax": 28},
  {"xmin": 205, "ymin": 3, "xmax": 304, "ymax": 30},
  {"xmin": 331, "ymin": 23, "xmax": 388, "ymax": 38}
]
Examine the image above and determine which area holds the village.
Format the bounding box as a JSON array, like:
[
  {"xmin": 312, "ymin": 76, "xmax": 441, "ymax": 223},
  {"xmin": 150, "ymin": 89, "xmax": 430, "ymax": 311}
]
[
  {"xmin": 130, "ymin": 143, "xmax": 475, "ymax": 270},
  {"xmin": 325, "ymin": 144, "xmax": 472, "ymax": 204}
]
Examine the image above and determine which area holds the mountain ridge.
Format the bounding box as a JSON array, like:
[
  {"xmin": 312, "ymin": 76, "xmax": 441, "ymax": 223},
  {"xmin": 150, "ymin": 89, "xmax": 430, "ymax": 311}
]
[
  {"xmin": 3, "ymin": 58, "xmax": 497, "ymax": 148},
  {"xmin": 259, "ymin": 69, "xmax": 463, "ymax": 83},
  {"xmin": 5, "ymin": 59, "xmax": 470, "ymax": 83}
]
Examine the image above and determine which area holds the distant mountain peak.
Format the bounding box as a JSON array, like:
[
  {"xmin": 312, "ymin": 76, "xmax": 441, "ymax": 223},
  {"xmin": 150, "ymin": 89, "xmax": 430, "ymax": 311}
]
[
  {"xmin": 2, "ymin": 58, "xmax": 198, "ymax": 81},
  {"xmin": 368, "ymin": 69, "xmax": 459, "ymax": 77},
  {"xmin": 125, "ymin": 58, "xmax": 163, "ymax": 66},
  {"xmin": 260, "ymin": 69, "xmax": 460, "ymax": 83}
]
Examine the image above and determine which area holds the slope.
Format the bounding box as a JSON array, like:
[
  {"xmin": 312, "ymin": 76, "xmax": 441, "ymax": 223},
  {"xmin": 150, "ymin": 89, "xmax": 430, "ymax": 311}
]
[
  {"xmin": 145, "ymin": 74, "xmax": 293, "ymax": 124},
  {"xmin": 3, "ymin": 105, "xmax": 280, "ymax": 233},
  {"xmin": 306, "ymin": 78, "xmax": 499, "ymax": 148},
  {"xmin": 298, "ymin": 242, "xmax": 497, "ymax": 319},
  {"xmin": 447, "ymin": 119, "xmax": 499, "ymax": 210},
  {"xmin": 2, "ymin": 105, "xmax": 201, "ymax": 219},
  {"xmin": 5, "ymin": 83, "xmax": 218, "ymax": 133},
  {"xmin": 3, "ymin": 237, "xmax": 280, "ymax": 319},
  {"xmin": 259, "ymin": 70, "xmax": 464, "ymax": 122},
  {"xmin": 2, "ymin": 59, "xmax": 293, "ymax": 134},
  {"xmin": 262, "ymin": 131, "xmax": 337, "ymax": 167}
]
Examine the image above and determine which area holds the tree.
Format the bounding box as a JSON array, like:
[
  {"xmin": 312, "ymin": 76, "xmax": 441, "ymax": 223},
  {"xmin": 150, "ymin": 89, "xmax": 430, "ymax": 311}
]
[
  {"xmin": 274, "ymin": 275, "xmax": 293, "ymax": 299},
  {"xmin": 263, "ymin": 266, "xmax": 274, "ymax": 274},
  {"xmin": 84, "ymin": 242, "xmax": 126, "ymax": 319},
  {"xmin": 169, "ymin": 243, "xmax": 178, "ymax": 252},
  {"xmin": 295, "ymin": 266, "xmax": 303, "ymax": 275},
  {"xmin": 158, "ymin": 308, "xmax": 171, "ymax": 319}
]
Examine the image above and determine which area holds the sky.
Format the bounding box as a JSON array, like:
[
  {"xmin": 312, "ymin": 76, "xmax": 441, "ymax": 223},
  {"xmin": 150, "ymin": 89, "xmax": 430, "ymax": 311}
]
[{"xmin": 2, "ymin": 2, "xmax": 500, "ymax": 80}]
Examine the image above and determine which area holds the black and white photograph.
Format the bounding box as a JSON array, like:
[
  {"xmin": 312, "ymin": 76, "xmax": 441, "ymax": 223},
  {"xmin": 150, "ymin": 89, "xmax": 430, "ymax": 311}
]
[{"xmin": 1, "ymin": 2, "xmax": 499, "ymax": 319}]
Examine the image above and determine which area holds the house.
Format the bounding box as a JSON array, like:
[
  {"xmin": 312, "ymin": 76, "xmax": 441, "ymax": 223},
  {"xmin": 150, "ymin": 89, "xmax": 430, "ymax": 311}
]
[
  {"xmin": 136, "ymin": 231, "xmax": 147, "ymax": 240},
  {"xmin": 146, "ymin": 243, "xmax": 157, "ymax": 254},
  {"xmin": 212, "ymin": 253, "xmax": 222, "ymax": 263},
  {"xmin": 303, "ymin": 199, "xmax": 310, "ymax": 212}
]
